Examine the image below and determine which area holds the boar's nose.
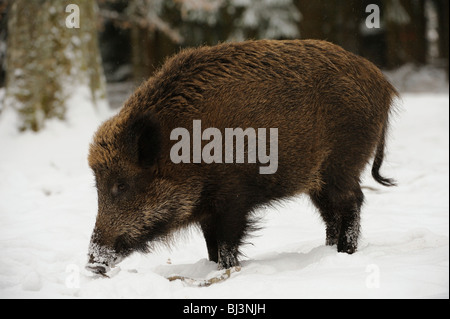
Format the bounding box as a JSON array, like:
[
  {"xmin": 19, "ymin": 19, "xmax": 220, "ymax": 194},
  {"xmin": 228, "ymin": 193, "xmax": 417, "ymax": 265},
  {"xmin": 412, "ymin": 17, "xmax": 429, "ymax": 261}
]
[
  {"xmin": 85, "ymin": 262, "xmax": 108, "ymax": 276},
  {"xmin": 86, "ymin": 255, "xmax": 110, "ymax": 276},
  {"xmin": 87, "ymin": 232, "xmax": 118, "ymax": 275}
]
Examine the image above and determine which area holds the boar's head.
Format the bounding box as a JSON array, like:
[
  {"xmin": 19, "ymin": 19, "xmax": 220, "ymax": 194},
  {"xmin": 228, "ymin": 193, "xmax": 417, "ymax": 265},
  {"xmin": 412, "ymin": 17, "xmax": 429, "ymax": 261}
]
[{"xmin": 86, "ymin": 111, "xmax": 200, "ymax": 275}]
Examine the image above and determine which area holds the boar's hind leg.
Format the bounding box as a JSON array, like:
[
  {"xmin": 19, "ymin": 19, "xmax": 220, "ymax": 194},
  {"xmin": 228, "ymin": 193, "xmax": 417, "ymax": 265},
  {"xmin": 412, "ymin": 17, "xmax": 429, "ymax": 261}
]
[{"xmin": 310, "ymin": 182, "xmax": 364, "ymax": 254}]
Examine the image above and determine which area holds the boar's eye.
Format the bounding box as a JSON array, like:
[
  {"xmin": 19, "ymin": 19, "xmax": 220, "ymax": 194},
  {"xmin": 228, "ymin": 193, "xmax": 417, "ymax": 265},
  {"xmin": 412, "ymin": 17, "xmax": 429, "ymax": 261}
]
[{"xmin": 112, "ymin": 182, "xmax": 128, "ymax": 196}]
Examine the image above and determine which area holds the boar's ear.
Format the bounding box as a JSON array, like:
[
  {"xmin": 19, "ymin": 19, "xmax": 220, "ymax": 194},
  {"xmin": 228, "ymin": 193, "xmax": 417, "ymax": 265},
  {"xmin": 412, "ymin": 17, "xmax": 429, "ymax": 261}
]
[{"xmin": 128, "ymin": 112, "xmax": 161, "ymax": 168}]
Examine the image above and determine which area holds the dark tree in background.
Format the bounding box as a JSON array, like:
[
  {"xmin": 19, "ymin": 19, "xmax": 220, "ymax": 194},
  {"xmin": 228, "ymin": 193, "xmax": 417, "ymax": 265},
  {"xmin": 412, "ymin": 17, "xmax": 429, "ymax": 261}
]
[
  {"xmin": 434, "ymin": 0, "xmax": 449, "ymax": 74},
  {"xmin": 296, "ymin": 0, "xmax": 447, "ymax": 70},
  {"xmin": 0, "ymin": 1, "xmax": 6, "ymax": 87},
  {"xmin": 296, "ymin": 0, "xmax": 362, "ymax": 54},
  {"xmin": 384, "ymin": 0, "xmax": 427, "ymax": 67}
]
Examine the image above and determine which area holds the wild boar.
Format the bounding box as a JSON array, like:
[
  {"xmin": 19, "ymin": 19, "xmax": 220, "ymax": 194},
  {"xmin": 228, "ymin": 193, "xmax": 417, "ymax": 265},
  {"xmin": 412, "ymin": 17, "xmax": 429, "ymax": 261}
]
[{"xmin": 86, "ymin": 39, "xmax": 397, "ymax": 275}]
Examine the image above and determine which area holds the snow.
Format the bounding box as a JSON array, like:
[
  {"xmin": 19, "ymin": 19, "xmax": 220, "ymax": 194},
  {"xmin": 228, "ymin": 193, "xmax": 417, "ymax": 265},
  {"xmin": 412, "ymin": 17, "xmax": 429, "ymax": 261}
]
[{"xmin": 0, "ymin": 84, "xmax": 448, "ymax": 299}]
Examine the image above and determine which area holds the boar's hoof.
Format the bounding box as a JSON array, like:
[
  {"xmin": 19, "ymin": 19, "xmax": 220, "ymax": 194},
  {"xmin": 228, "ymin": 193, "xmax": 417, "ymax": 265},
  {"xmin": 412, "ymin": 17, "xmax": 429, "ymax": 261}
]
[{"xmin": 218, "ymin": 244, "xmax": 239, "ymax": 270}]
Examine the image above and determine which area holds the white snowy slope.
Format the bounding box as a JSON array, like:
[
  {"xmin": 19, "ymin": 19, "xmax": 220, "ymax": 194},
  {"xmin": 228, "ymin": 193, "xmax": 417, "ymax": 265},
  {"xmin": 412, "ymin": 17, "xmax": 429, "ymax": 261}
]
[{"xmin": 0, "ymin": 87, "xmax": 448, "ymax": 299}]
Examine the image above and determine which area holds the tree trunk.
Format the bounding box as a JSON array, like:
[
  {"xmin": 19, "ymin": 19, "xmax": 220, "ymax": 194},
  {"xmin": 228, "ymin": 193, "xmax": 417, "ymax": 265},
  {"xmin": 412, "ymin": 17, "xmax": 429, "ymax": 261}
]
[
  {"xmin": 435, "ymin": 0, "xmax": 448, "ymax": 77},
  {"xmin": 384, "ymin": 0, "xmax": 427, "ymax": 68},
  {"xmin": 4, "ymin": 0, "xmax": 106, "ymax": 132},
  {"xmin": 131, "ymin": 24, "xmax": 153, "ymax": 84},
  {"xmin": 296, "ymin": 0, "xmax": 360, "ymax": 53}
]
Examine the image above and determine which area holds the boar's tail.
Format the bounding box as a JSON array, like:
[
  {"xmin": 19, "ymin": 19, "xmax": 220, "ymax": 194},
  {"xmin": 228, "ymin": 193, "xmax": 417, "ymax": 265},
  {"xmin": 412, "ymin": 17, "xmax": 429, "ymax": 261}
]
[{"xmin": 371, "ymin": 124, "xmax": 397, "ymax": 187}]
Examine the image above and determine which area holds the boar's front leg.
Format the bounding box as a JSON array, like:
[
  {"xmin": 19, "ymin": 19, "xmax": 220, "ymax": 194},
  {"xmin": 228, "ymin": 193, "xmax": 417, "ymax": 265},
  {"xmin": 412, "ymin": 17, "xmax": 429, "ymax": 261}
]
[
  {"xmin": 200, "ymin": 210, "xmax": 249, "ymax": 269},
  {"xmin": 200, "ymin": 218, "xmax": 219, "ymax": 263}
]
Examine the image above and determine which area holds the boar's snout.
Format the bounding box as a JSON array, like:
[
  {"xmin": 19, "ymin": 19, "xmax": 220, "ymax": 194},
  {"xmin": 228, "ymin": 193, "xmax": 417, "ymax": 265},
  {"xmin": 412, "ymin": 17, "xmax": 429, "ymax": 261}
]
[
  {"xmin": 86, "ymin": 232, "xmax": 124, "ymax": 275},
  {"xmin": 85, "ymin": 262, "xmax": 108, "ymax": 276}
]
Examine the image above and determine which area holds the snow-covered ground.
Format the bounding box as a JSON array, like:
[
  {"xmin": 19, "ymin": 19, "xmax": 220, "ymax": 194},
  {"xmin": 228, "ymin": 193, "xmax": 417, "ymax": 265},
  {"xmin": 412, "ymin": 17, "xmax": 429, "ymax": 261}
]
[{"xmin": 0, "ymin": 85, "xmax": 448, "ymax": 299}]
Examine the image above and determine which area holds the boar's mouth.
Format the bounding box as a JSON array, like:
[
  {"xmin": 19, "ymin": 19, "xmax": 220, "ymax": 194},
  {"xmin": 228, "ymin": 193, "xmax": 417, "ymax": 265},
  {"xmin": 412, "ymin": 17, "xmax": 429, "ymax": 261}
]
[
  {"xmin": 86, "ymin": 213, "xmax": 178, "ymax": 275},
  {"xmin": 86, "ymin": 242, "xmax": 124, "ymax": 276},
  {"xmin": 85, "ymin": 234, "xmax": 149, "ymax": 275},
  {"xmin": 85, "ymin": 263, "xmax": 110, "ymax": 277}
]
